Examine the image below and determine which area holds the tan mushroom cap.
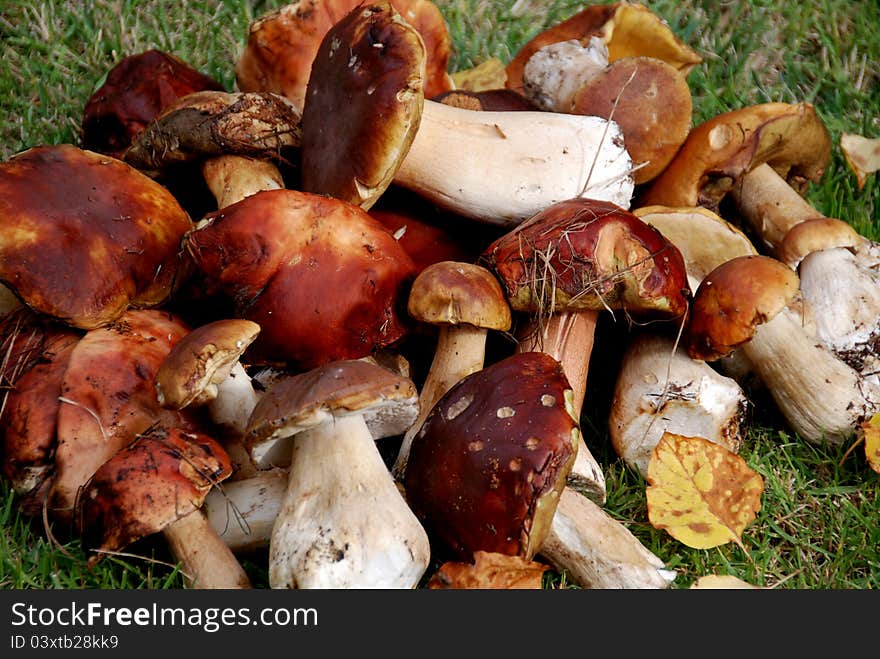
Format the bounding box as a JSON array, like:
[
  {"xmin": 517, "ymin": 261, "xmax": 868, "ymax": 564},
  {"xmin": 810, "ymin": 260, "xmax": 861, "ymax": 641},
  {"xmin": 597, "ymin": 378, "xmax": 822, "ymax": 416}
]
[
  {"xmin": 638, "ymin": 102, "xmax": 832, "ymax": 210},
  {"xmin": 155, "ymin": 319, "xmax": 261, "ymax": 410},
  {"xmin": 778, "ymin": 217, "xmax": 863, "ymax": 269},
  {"xmin": 245, "ymin": 359, "xmax": 419, "ymax": 468},
  {"xmin": 570, "ymin": 56, "xmax": 693, "ymax": 185},
  {"xmin": 686, "ymin": 255, "xmax": 800, "ymax": 362},
  {"xmin": 407, "ymin": 261, "xmax": 512, "ymax": 331},
  {"xmin": 506, "ymin": 2, "xmax": 702, "ymax": 97},
  {"xmin": 300, "ymin": 2, "xmax": 426, "ymax": 210}
]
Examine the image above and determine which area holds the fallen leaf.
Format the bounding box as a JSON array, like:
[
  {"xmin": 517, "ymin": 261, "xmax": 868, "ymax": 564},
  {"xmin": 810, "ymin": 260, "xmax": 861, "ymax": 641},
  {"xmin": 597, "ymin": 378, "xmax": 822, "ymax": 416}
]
[
  {"xmin": 646, "ymin": 432, "xmax": 764, "ymax": 550},
  {"xmin": 840, "ymin": 132, "xmax": 880, "ymax": 190},
  {"xmin": 690, "ymin": 574, "xmax": 761, "ymax": 589},
  {"xmin": 450, "ymin": 57, "xmax": 508, "ymax": 91},
  {"xmin": 859, "ymin": 413, "xmax": 880, "ymax": 474},
  {"xmin": 428, "ymin": 551, "xmax": 550, "ymax": 589}
]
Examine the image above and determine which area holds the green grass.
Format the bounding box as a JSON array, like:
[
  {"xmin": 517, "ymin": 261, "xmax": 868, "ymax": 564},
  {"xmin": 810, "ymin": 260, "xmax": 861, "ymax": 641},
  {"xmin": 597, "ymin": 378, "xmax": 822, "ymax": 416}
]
[{"xmin": 1, "ymin": 0, "xmax": 879, "ymax": 589}]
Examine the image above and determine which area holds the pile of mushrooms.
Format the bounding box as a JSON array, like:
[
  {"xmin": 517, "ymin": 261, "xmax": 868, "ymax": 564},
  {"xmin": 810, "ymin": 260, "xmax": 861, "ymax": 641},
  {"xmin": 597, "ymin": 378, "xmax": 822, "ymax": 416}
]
[{"xmin": 1, "ymin": 0, "xmax": 875, "ymax": 591}]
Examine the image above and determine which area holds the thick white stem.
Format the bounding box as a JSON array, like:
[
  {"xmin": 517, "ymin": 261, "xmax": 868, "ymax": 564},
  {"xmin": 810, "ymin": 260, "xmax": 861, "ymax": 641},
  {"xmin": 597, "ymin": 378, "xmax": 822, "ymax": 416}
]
[
  {"xmin": 163, "ymin": 509, "xmax": 252, "ymax": 589},
  {"xmin": 395, "ymin": 100, "xmax": 634, "ymax": 226},
  {"xmin": 207, "ymin": 361, "xmax": 261, "ymax": 437},
  {"xmin": 201, "ymin": 155, "xmax": 284, "ymax": 208},
  {"xmin": 270, "ymin": 414, "xmax": 430, "ymax": 589}
]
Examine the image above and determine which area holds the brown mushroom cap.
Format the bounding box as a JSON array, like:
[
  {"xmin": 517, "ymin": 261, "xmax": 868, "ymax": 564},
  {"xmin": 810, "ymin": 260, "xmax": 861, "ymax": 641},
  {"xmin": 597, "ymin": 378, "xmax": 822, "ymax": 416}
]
[
  {"xmin": 570, "ymin": 56, "xmax": 693, "ymax": 185},
  {"xmin": 483, "ymin": 198, "xmax": 691, "ymax": 319},
  {"xmin": 407, "ymin": 261, "xmax": 512, "ymax": 331},
  {"xmin": 433, "ymin": 88, "xmax": 538, "ymax": 112},
  {"xmin": 184, "ymin": 188, "xmax": 415, "ymax": 370},
  {"xmin": 778, "ymin": 217, "xmax": 863, "ymax": 269},
  {"xmin": 505, "ymin": 2, "xmax": 701, "ymax": 97},
  {"xmin": 245, "ymin": 359, "xmax": 419, "ymax": 468},
  {"xmin": 403, "ymin": 351, "xmax": 578, "ymax": 561},
  {"xmin": 82, "ymin": 49, "xmax": 224, "ymax": 158},
  {"xmin": 300, "ymin": 2, "xmax": 425, "ymax": 210},
  {"xmin": 638, "ymin": 102, "xmax": 832, "ymax": 210},
  {"xmin": 686, "ymin": 255, "xmax": 800, "ymax": 362},
  {"xmin": 77, "ymin": 426, "xmax": 232, "ymax": 565},
  {"xmin": 0, "ymin": 145, "xmax": 193, "ymax": 330},
  {"xmin": 236, "ymin": 0, "xmax": 452, "ymax": 112},
  {"xmin": 154, "ymin": 319, "xmax": 261, "ymax": 410}
]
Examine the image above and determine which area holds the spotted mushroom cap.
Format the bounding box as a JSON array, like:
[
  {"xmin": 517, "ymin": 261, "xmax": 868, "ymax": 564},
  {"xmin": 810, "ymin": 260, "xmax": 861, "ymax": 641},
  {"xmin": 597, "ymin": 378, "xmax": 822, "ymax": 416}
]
[
  {"xmin": 483, "ymin": 198, "xmax": 691, "ymax": 319},
  {"xmin": 77, "ymin": 426, "xmax": 232, "ymax": 565},
  {"xmin": 0, "ymin": 145, "xmax": 193, "ymax": 330},
  {"xmin": 154, "ymin": 319, "xmax": 261, "ymax": 410},
  {"xmin": 245, "ymin": 359, "xmax": 419, "ymax": 469},
  {"xmin": 300, "ymin": 2, "xmax": 426, "ymax": 210},
  {"xmin": 686, "ymin": 254, "xmax": 801, "ymax": 362},
  {"xmin": 403, "ymin": 351, "xmax": 579, "ymax": 561}
]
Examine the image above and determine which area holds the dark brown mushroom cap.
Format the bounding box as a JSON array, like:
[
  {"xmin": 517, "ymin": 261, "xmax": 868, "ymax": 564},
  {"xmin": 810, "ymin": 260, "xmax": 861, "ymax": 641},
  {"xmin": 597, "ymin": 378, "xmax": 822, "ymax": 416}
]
[
  {"xmin": 154, "ymin": 319, "xmax": 261, "ymax": 410},
  {"xmin": 482, "ymin": 198, "xmax": 691, "ymax": 319},
  {"xmin": 185, "ymin": 188, "xmax": 416, "ymax": 371},
  {"xmin": 433, "ymin": 88, "xmax": 538, "ymax": 112},
  {"xmin": 236, "ymin": 0, "xmax": 452, "ymax": 112},
  {"xmin": 82, "ymin": 49, "xmax": 224, "ymax": 158},
  {"xmin": 77, "ymin": 426, "xmax": 232, "ymax": 565},
  {"xmin": 300, "ymin": 1, "xmax": 425, "ymax": 210},
  {"xmin": 245, "ymin": 359, "xmax": 419, "ymax": 468},
  {"xmin": 0, "ymin": 145, "xmax": 193, "ymax": 330},
  {"xmin": 686, "ymin": 255, "xmax": 800, "ymax": 362},
  {"xmin": 639, "ymin": 102, "xmax": 832, "ymax": 210},
  {"xmin": 570, "ymin": 56, "xmax": 693, "ymax": 185},
  {"xmin": 403, "ymin": 351, "xmax": 578, "ymax": 561},
  {"xmin": 407, "ymin": 261, "xmax": 512, "ymax": 331}
]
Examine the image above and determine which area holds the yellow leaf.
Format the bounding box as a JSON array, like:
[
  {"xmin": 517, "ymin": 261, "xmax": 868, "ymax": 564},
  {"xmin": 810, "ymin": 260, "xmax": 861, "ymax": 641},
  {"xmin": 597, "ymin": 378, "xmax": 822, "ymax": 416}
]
[
  {"xmin": 646, "ymin": 432, "xmax": 764, "ymax": 550},
  {"xmin": 840, "ymin": 132, "xmax": 880, "ymax": 190},
  {"xmin": 690, "ymin": 574, "xmax": 762, "ymax": 589},
  {"xmin": 859, "ymin": 413, "xmax": 880, "ymax": 474},
  {"xmin": 450, "ymin": 58, "xmax": 508, "ymax": 92},
  {"xmin": 428, "ymin": 551, "xmax": 550, "ymax": 589}
]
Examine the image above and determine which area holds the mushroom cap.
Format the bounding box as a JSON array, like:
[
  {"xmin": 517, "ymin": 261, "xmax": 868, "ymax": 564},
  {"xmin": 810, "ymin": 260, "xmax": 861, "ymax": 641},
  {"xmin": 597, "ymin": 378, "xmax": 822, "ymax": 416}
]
[
  {"xmin": 185, "ymin": 188, "xmax": 416, "ymax": 370},
  {"xmin": 82, "ymin": 49, "xmax": 224, "ymax": 158},
  {"xmin": 778, "ymin": 217, "xmax": 863, "ymax": 269},
  {"xmin": 300, "ymin": 1, "xmax": 426, "ymax": 210},
  {"xmin": 236, "ymin": 0, "xmax": 452, "ymax": 112},
  {"xmin": 483, "ymin": 198, "xmax": 691, "ymax": 319},
  {"xmin": 686, "ymin": 255, "xmax": 800, "ymax": 362},
  {"xmin": 77, "ymin": 426, "xmax": 232, "ymax": 565},
  {"xmin": 407, "ymin": 261, "xmax": 512, "ymax": 331},
  {"xmin": 505, "ymin": 2, "xmax": 701, "ymax": 97},
  {"xmin": 245, "ymin": 359, "xmax": 419, "ymax": 468},
  {"xmin": 403, "ymin": 351, "xmax": 578, "ymax": 561},
  {"xmin": 639, "ymin": 102, "xmax": 832, "ymax": 210},
  {"xmin": 0, "ymin": 145, "xmax": 193, "ymax": 329},
  {"xmin": 570, "ymin": 56, "xmax": 693, "ymax": 185},
  {"xmin": 154, "ymin": 319, "xmax": 261, "ymax": 410},
  {"xmin": 433, "ymin": 88, "xmax": 538, "ymax": 112}
]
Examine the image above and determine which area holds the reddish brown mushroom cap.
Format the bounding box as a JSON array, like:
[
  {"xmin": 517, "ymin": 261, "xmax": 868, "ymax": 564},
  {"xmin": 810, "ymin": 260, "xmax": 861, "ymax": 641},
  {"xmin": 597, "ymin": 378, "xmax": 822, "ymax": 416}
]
[
  {"xmin": 403, "ymin": 351, "xmax": 578, "ymax": 561},
  {"xmin": 77, "ymin": 426, "xmax": 232, "ymax": 565},
  {"xmin": 483, "ymin": 198, "xmax": 691, "ymax": 319},
  {"xmin": 185, "ymin": 188, "xmax": 416, "ymax": 370},
  {"xmin": 82, "ymin": 49, "xmax": 224, "ymax": 158},
  {"xmin": 0, "ymin": 145, "xmax": 193, "ymax": 329},
  {"xmin": 686, "ymin": 255, "xmax": 800, "ymax": 362},
  {"xmin": 300, "ymin": 2, "xmax": 426, "ymax": 210}
]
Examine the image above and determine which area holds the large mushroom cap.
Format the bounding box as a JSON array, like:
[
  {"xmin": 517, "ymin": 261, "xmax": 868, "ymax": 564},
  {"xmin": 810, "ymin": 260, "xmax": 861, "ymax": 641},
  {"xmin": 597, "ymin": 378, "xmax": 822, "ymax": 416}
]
[
  {"xmin": 639, "ymin": 102, "xmax": 832, "ymax": 210},
  {"xmin": 236, "ymin": 0, "xmax": 452, "ymax": 113},
  {"xmin": 403, "ymin": 351, "xmax": 578, "ymax": 561},
  {"xmin": 300, "ymin": 1, "xmax": 426, "ymax": 210},
  {"xmin": 483, "ymin": 198, "xmax": 691, "ymax": 319},
  {"xmin": 686, "ymin": 255, "xmax": 800, "ymax": 362},
  {"xmin": 0, "ymin": 145, "xmax": 193, "ymax": 330},
  {"xmin": 245, "ymin": 358, "xmax": 419, "ymax": 468}
]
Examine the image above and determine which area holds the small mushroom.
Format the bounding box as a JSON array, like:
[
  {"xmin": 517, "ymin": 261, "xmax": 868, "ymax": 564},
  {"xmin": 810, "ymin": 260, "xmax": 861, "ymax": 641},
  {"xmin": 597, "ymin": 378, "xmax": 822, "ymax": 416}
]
[{"xmin": 244, "ymin": 359, "xmax": 429, "ymax": 588}]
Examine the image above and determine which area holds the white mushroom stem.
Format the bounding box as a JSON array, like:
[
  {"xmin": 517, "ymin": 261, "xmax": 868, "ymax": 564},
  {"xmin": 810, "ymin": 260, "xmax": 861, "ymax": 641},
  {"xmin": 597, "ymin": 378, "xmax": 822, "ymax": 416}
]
[
  {"xmin": 270, "ymin": 414, "xmax": 430, "ymax": 589},
  {"xmin": 741, "ymin": 306, "xmax": 880, "ymax": 444},
  {"xmin": 538, "ymin": 488, "xmax": 676, "ymax": 589},
  {"xmin": 392, "ymin": 324, "xmax": 487, "ymax": 481},
  {"xmin": 204, "ymin": 468, "xmax": 288, "ymax": 552},
  {"xmin": 609, "ymin": 333, "xmax": 747, "ymax": 477},
  {"xmin": 163, "ymin": 508, "xmax": 253, "ymax": 589},
  {"xmin": 207, "ymin": 361, "xmax": 261, "ymax": 438},
  {"xmin": 394, "ymin": 100, "xmax": 634, "ymax": 227},
  {"xmin": 201, "ymin": 155, "xmax": 284, "ymax": 208},
  {"xmin": 522, "ymin": 37, "xmax": 609, "ymax": 112},
  {"xmin": 516, "ymin": 311, "xmax": 606, "ymax": 504}
]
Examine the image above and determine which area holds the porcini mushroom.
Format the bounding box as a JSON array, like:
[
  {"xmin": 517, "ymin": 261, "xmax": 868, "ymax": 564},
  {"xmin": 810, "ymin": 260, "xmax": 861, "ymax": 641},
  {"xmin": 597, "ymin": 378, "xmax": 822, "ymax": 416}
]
[{"xmin": 245, "ymin": 359, "xmax": 429, "ymax": 588}]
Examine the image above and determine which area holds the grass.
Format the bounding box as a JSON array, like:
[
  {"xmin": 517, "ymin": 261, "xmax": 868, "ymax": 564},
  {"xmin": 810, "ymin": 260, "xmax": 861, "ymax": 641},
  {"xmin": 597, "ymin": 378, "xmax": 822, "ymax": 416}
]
[{"xmin": 1, "ymin": 0, "xmax": 878, "ymax": 590}]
